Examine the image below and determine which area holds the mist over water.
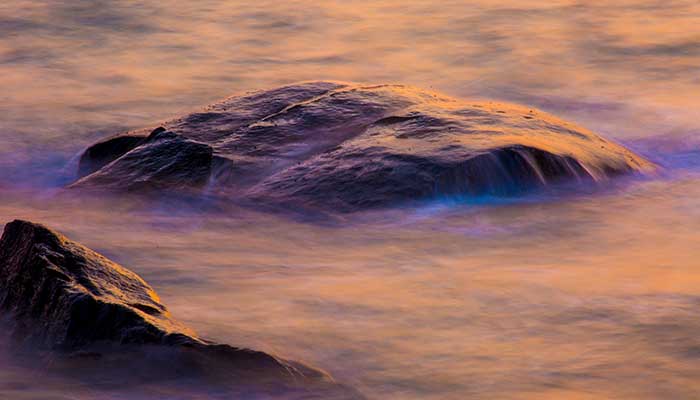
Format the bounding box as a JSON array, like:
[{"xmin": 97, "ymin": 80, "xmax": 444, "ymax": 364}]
[{"xmin": 1, "ymin": 1, "xmax": 699, "ymax": 399}]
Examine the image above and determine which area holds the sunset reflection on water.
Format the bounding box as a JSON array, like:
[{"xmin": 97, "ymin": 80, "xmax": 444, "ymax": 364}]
[{"xmin": 1, "ymin": 1, "xmax": 699, "ymax": 399}]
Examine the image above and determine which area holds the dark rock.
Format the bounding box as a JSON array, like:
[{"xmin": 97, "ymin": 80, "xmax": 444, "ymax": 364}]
[
  {"xmin": 72, "ymin": 82, "xmax": 656, "ymax": 210},
  {"xmin": 77, "ymin": 134, "xmax": 146, "ymax": 178},
  {"xmin": 0, "ymin": 219, "xmax": 191, "ymax": 348},
  {"xmin": 0, "ymin": 220, "xmax": 362, "ymax": 398},
  {"xmin": 254, "ymin": 145, "xmax": 595, "ymax": 210},
  {"xmin": 146, "ymin": 126, "xmax": 167, "ymax": 140},
  {"xmin": 71, "ymin": 130, "xmax": 214, "ymax": 192}
]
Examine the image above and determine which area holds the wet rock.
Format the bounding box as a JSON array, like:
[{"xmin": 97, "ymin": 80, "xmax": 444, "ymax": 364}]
[
  {"xmin": 71, "ymin": 129, "xmax": 214, "ymax": 192},
  {"xmin": 0, "ymin": 219, "xmax": 196, "ymax": 348},
  {"xmin": 77, "ymin": 128, "xmax": 169, "ymax": 179},
  {"xmin": 0, "ymin": 220, "xmax": 362, "ymax": 398},
  {"xmin": 73, "ymin": 82, "xmax": 656, "ymax": 210},
  {"xmin": 77, "ymin": 134, "xmax": 147, "ymax": 178}
]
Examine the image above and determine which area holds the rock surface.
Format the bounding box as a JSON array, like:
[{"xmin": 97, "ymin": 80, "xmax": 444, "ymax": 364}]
[
  {"xmin": 73, "ymin": 81, "xmax": 655, "ymax": 210},
  {"xmin": 77, "ymin": 134, "xmax": 148, "ymax": 178},
  {"xmin": 0, "ymin": 219, "xmax": 184, "ymax": 348},
  {"xmin": 0, "ymin": 219, "xmax": 361, "ymax": 399},
  {"xmin": 72, "ymin": 129, "xmax": 213, "ymax": 192}
]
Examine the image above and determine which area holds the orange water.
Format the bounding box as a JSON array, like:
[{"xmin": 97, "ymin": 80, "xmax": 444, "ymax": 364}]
[{"xmin": 1, "ymin": 1, "xmax": 699, "ymax": 399}]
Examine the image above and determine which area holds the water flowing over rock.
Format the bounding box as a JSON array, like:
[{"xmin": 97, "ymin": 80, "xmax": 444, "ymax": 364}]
[
  {"xmin": 72, "ymin": 82, "xmax": 655, "ymax": 210},
  {"xmin": 0, "ymin": 219, "xmax": 362, "ymax": 399}
]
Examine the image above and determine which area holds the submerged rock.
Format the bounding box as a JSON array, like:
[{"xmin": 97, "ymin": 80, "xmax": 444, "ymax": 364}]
[
  {"xmin": 0, "ymin": 220, "xmax": 361, "ymax": 398},
  {"xmin": 72, "ymin": 82, "xmax": 655, "ymax": 210}
]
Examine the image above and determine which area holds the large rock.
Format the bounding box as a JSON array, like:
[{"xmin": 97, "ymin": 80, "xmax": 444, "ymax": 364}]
[
  {"xmin": 0, "ymin": 219, "xmax": 361, "ymax": 399},
  {"xmin": 72, "ymin": 82, "xmax": 655, "ymax": 210}
]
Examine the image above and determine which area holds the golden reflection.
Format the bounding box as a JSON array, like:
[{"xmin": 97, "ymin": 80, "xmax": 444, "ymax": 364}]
[{"xmin": 1, "ymin": 0, "xmax": 699, "ymax": 399}]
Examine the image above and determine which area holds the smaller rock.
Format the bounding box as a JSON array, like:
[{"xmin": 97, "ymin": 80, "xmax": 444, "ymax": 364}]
[
  {"xmin": 146, "ymin": 126, "xmax": 167, "ymax": 140},
  {"xmin": 0, "ymin": 220, "xmax": 362, "ymax": 399},
  {"xmin": 71, "ymin": 130, "xmax": 214, "ymax": 192},
  {"xmin": 0, "ymin": 219, "xmax": 193, "ymax": 348},
  {"xmin": 77, "ymin": 134, "xmax": 146, "ymax": 178}
]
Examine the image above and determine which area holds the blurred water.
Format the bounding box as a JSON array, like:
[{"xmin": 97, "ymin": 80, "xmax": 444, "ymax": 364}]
[{"xmin": 0, "ymin": 1, "xmax": 699, "ymax": 399}]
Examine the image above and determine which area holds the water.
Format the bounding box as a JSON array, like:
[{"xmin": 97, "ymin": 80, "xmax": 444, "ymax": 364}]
[{"xmin": 1, "ymin": 1, "xmax": 699, "ymax": 399}]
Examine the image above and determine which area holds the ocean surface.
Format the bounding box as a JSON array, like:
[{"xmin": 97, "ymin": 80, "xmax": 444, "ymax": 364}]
[{"xmin": 1, "ymin": 1, "xmax": 699, "ymax": 399}]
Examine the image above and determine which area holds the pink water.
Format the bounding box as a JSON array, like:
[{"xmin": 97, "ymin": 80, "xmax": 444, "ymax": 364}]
[{"xmin": 1, "ymin": 1, "xmax": 699, "ymax": 399}]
